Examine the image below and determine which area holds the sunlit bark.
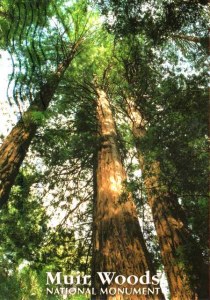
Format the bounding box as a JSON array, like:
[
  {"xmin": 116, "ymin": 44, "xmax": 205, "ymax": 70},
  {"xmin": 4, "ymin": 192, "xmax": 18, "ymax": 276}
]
[
  {"xmin": 126, "ymin": 99, "xmax": 208, "ymax": 300},
  {"xmin": 91, "ymin": 89, "xmax": 165, "ymax": 300},
  {"xmin": 0, "ymin": 41, "xmax": 82, "ymax": 207}
]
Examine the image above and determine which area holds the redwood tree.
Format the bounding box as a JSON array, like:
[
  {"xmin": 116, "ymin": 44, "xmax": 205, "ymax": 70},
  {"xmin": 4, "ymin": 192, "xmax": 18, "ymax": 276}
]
[
  {"xmin": 91, "ymin": 87, "xmax": 165, "ymax": 300},
  {"xmin": 126, "ymin": 98, "xmax": 208, "ymax": 300},
  {"xmin": 0, "ymin": 38, "xmax": 85, "ymax": 208}
]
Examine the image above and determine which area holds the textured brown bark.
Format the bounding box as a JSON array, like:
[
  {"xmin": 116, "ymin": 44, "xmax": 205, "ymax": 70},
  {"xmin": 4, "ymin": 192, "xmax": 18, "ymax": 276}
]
[
  {"xmin": 127, "ymin": 99, "xmax": 208, "ymax": 300},
  {"xmin": 91, "ymin": 90, "xmax": 165, "ymax": 300},
  {"xmin": 0, "ymin": 41, "xmax": 82, "ymax": 207}
]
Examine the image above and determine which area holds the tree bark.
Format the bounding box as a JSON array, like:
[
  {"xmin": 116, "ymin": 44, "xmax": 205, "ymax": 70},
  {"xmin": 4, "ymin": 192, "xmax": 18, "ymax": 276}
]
[
  {"xmin": 91, "ymin": 89, "xmax": 165, "ymax": 300},
  {"xmin": 126, "ymin": 99, "xmax": 208, "ymax": 300},
  {"xmin": 0, "ymin": 40, "xmax": 82, "ymax": 207}
]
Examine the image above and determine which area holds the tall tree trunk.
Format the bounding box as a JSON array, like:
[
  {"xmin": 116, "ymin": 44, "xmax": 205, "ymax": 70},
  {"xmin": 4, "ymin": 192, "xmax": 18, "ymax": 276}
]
[
  {"xmin": 126, "ymin": 99, "xmax": 208, "ymax": 300},
  {"xmin": 91, "ymin": 89, "xmax": 165, "ymax": 300},
  {"xmin": 0, "ymin": 40, "xmax": 82, "ymax": 207}
]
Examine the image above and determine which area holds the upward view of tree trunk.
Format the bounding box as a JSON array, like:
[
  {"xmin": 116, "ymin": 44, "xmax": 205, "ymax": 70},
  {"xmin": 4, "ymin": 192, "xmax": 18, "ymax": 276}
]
[
  {"xmin": 126, "ymin": 99, "xmax": 208, "ymax": 300},
  {"xmin": 91, "ymin": 88, "xmax": 165, "ymax": 300},
  {"xmin": 0, "ymin": 1, "xmax": 208, "ymax": 299},
  {"xmin": 0, "ymin": 40, "xmax": 82, "ymax": 208}
]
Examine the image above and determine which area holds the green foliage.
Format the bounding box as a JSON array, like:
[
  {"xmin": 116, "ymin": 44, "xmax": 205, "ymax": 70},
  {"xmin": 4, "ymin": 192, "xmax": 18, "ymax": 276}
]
[
  {"xmin": 0, "ymin": 0, "xmax": 208, "ymax": 298},
  {"xmin": 0, "ymin": 255, "xmax": 20, "ymax": 300},
  {"xmin": 0, "ymin": 168, "xmax": 48, "ymax": 264},
  {"xmin": 30, "ymin": 111, "xmax": 46, "ymax": 125},
  {"xmin": 96, "ymin": 0, "xmax": 208, "ymax": 43},
  {"xmin": 141, "ymin": 74, "xmax": 208, "ymax": 195}
]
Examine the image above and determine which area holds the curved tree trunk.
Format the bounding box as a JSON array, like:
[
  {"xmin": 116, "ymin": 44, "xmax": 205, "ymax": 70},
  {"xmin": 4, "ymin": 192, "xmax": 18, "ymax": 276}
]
[
  {"xmin": 126, "ymin": 99, "xmax": 208, "ymax": 300},
  {"xmin": 91, "ymin": 89, "xmax": 165, "ymax": 300},
  {"xmin": 0, "ymin": 40, "xmax": 82, "ymax": 207}
]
